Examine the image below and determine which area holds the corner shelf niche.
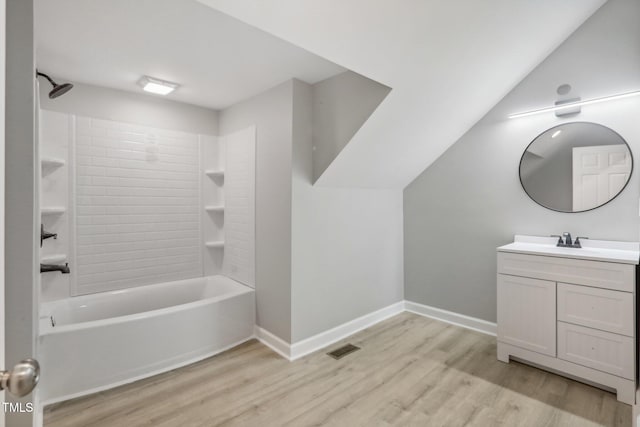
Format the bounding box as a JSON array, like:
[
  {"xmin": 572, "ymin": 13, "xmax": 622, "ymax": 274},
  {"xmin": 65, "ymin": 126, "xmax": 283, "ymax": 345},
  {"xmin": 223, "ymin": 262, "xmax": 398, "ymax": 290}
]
[
  {"xmin": 41, "ymin": 254, "xmax": 67, "ymax": 264},
  {"xmin": 41, "ymin": 207, "xmax": 66, "ymax": 216},
  {"xmin": 205, "ymin": 241, "xmax": 224, "ymax": 249},
  {"xmin": 204, "ymin": 169, "xmax": 225, "ymax": 179},
  {"xmin": 201, "ymin": 136, "xmax": 225, "ymax": 277},
  {"xmin": 41, "ymin": 157, "xmax": 66, "ymax": 171},
  {"xmin": 205, "ymin": 205, "xmax": 225, "ymax": 213}
]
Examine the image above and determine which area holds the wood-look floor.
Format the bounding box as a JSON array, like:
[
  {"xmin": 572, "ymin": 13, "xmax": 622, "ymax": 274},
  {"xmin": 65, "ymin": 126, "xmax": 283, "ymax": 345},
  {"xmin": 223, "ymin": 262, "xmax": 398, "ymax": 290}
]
[{"xmin": 44, "ymin": 313, "xmax": 631, "ymax": 427}]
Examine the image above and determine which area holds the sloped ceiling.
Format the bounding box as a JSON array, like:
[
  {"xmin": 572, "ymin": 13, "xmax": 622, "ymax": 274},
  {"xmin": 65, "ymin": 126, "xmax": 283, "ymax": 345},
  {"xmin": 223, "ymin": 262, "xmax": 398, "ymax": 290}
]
[
  {"xmin": 198, "ymin": 0, "xmax": 606, "ymax": 189},
  {"xmin": 312, "ymin": 71, "xmax": 391, "ymax": 182},
  {"xmin": 34, "ymin": 0, "xmax": 345, "ymax": 110}
]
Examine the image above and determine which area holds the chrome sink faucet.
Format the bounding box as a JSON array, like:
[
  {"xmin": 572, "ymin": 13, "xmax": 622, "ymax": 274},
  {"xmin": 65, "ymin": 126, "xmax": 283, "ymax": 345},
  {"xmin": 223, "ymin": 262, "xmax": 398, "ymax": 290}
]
[{"xmin": 551, "ymin": 233, "xmax": 588, "ymax": 248}]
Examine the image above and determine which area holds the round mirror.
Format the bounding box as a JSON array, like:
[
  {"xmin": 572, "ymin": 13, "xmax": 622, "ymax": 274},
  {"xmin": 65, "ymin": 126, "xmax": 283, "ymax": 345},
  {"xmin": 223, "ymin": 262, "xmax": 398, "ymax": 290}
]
[{"xmin": 519, "ymin": 122, "xmax": 632, "ymax": 213}]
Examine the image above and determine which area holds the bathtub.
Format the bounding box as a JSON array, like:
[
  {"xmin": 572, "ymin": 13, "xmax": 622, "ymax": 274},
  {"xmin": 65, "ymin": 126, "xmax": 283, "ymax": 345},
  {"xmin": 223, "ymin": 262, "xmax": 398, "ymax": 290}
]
[{"xmin": 38, "ymin": 275, "xmax": 255, "ymax": 404}]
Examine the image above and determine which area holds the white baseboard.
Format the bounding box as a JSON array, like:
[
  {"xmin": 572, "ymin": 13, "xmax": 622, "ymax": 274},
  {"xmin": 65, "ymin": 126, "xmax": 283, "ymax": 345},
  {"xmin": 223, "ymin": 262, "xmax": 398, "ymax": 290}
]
[
  {"xmin": 290, "ymin": 301, "xmax": 405, "ymax": 360},
  {"xmin": 254, "ymin": 326, "xmax": 292, "ymax": 360},
  {"xmin": 256, "ymin": 300, "xmax": 496, "ymax": 362},
  {"xmin": 404, "ymin": 300, "xmax": 496, "ymax": 336},
  {"xmin": 255, "ymin": 301, "xmax": 405, "ymax": 361}
]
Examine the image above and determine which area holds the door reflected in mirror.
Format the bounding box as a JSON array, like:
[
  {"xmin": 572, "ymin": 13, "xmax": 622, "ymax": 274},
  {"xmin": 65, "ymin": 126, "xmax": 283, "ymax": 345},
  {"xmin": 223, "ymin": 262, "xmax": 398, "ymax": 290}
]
[{"xmin": 519, "ymin": 122, "xmax": 632, "ymax": 213}]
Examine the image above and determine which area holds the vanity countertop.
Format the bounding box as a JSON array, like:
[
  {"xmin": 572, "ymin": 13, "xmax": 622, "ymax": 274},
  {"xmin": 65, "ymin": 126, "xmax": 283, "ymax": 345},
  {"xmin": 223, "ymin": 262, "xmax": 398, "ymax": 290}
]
[{"xmin": 498, "ymin": 235, "xmax": 640, "ymax": 265}]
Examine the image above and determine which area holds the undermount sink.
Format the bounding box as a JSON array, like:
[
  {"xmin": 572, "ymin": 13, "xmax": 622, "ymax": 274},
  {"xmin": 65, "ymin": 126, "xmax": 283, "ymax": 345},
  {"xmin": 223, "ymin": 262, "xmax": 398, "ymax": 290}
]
[{"xmin": 498, "ymin": 235, "xmax": 640, "ymax": 265}]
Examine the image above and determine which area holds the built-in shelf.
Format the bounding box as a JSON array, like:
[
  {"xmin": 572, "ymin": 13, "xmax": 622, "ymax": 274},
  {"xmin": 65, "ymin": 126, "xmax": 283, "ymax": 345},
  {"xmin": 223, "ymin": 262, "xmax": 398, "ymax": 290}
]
[
  {"xmin": 205, "ymin": 205, "xmax": 225, "ymax": 213},
  {"xmin": 41, "ymin": 207, "xmax": 66, "ymax": 216},
  {"xmin": 41, "ymin": 254, "xmax": 67, "ymax": 264},
  {"xmin": 205, "ymin": 241, "xmax": 225, "ymax": 249},
  {"xmin": 41, "ymin": 157, "xmax": 66, "ymax": 170},
  {"xmin": 204, "ymin": 169, "xmax": 225, "ymax": 178}
]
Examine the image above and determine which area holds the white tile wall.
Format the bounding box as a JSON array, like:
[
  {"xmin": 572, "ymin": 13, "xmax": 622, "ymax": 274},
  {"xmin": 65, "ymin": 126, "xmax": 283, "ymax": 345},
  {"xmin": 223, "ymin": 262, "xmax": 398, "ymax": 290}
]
[
  {"xmin": 73, "ymin": 117, "xmax": 203, "ymax": 295},
  {"xmin": 39, "ymin": 112, "xmax": 255, "ymax": 299},
  {"xmin": 222, "ymin": 127, "xmax": 256, "ymax": 287}
]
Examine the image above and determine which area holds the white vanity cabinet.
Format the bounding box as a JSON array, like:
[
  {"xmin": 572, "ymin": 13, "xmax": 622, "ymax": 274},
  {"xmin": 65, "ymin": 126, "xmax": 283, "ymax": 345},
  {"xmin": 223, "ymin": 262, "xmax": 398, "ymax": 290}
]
[{"xmin": 497, "ymin": 235, "xmax": 640, "ymax": 405}]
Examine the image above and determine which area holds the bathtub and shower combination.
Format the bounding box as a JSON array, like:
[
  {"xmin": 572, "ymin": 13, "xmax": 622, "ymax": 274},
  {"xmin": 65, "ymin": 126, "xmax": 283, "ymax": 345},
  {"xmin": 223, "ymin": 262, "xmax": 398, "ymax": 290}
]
[
  {"xmin": 38, "ymin": 275, "xmax": 255, "ymax": 404},
  {"xmin": 36, "ymin": 110, "xmax": 258, "ymax": 404}
]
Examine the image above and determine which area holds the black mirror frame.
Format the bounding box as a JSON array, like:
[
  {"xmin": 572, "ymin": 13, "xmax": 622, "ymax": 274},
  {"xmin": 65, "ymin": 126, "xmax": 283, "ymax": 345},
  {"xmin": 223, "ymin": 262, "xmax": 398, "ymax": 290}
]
[{"xmin": 519, "ymin": 121, "xmax": 633, "ymax": 213}]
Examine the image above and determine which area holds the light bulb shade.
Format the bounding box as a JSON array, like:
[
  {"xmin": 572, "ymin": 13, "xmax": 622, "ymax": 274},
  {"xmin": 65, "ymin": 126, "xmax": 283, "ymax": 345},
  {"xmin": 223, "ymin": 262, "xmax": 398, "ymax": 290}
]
[
  {"xmin": 137, "ymin": 76, "xmax": 179, "ymax": 95},
  {"xmin": 509, "ymin": 90, "xmax": 640, "ymax": 119}
]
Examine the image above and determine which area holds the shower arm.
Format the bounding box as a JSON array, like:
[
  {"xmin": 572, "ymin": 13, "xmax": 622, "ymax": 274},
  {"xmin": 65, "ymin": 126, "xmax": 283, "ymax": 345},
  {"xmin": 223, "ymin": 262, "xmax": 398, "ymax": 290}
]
[{"xmin": 35, "ymin": 70, "xmax": 56, "ymax": 86}]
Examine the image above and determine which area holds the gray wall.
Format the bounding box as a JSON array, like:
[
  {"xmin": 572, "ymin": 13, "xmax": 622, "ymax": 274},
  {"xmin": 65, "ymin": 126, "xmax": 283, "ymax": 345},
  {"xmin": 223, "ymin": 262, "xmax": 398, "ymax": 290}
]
[
  {"xmin": 404, "ymin": 0, "xmax": 640, "ymax": 322},
  {"xmin": 291, "ymin": 80, "xmax": 404, "ymax": 342},
  {"xmin": 39, "ymin": 81, "xmax": 219, "ymax": 135},
  {"xmin": 6, "ymin": 0, "xmax": 37, "ymax": 425},
  {"xmin": 218, "ymin": 78, "xmax": 404, "ymax": 343},
  {"xmin": 311, "ymin": 71, "xmax": 390, "ymax": 182},
  {"xmin": 218, "ymin": 81, "xmax": 294, "ymax": 341}
]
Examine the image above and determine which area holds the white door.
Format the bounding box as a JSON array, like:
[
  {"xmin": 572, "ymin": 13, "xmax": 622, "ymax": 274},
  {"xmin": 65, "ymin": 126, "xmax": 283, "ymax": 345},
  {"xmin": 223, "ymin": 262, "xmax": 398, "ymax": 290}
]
[
  {"xmin": 0, "ymin": 0, "xmax": 6, "ymax": 423},
  {"xmin": 4, "ymin": 0, "xmax": 41, "ymax": 426},
  {"xmin": 497, "ymin": 274, "xmax": 556, "ymax": 357},
  {"xmin": 572, "ymin": 144, "xmax": 632, "ymax": 211}
]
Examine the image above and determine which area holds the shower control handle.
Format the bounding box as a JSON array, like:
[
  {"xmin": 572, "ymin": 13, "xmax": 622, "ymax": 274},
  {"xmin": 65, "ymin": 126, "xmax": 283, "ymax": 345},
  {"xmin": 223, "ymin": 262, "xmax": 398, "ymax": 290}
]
[
  {"xmin": 0, "ymin": 358, "xmax": 40, "ymax": 397},
  {"xmin": 40, "ymin": 224, "xmax": 58, "ymax": 247}
]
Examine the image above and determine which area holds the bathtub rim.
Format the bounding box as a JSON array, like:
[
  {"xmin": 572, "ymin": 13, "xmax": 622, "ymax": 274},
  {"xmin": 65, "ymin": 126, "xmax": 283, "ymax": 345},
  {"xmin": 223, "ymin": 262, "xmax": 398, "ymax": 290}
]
[{"xmin": 40, "ymin": 275, "xmax": 254, "ymax": 335}]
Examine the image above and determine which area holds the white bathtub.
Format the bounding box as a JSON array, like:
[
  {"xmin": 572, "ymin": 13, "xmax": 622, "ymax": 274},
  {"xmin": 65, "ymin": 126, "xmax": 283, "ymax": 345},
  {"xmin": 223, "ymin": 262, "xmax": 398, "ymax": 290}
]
[{"xmin": 38, "ymin": 275, "xmax": 255, "ymax": 404}]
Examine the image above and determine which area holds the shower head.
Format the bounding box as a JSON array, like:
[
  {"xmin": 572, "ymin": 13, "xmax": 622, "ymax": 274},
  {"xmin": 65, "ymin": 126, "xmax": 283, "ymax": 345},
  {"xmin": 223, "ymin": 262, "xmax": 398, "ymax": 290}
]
[
  {"xmin": 49, "ymin": 82, "xmax": 73, "ymax": 99},
  {"xmin": 36, "ymin": 71, "xmax": 73, "ymax": 99}
]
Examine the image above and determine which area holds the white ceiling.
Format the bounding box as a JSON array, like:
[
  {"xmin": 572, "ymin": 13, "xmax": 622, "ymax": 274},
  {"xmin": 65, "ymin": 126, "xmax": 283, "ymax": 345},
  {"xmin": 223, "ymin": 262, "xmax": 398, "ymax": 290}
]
[
  {"xmin": 198, "ymin": 0, "xmax": 607, "ymax": 188},
  {"xmin": 34, "ymin": 0, "xmax": 345, "ymax": 110}
]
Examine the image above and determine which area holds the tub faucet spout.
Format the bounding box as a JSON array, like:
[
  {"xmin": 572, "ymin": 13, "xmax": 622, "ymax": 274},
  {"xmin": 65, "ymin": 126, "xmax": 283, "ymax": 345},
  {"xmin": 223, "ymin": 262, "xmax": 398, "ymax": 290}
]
[{"xmin": 40, "ymin": 263, "xmax": 70, "ymax": 274}]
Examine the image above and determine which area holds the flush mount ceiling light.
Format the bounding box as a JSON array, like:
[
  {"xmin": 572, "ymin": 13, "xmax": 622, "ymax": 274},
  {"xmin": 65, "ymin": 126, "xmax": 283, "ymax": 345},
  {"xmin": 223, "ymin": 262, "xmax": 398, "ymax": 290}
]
[
  {"xmin": 137, "ymin": 76, "xmax": 179, "ymax": 95},
  {"xmin": 508, "ymin": 90, "xmax": 640, "ymax": 119}
]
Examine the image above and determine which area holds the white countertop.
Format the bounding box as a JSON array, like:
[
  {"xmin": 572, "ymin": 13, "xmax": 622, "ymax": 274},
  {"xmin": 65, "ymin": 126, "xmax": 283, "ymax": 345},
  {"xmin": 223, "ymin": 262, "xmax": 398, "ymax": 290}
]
[{"xmin": 497, "ymin": 235, "xmax": 640, "ymax": 265}]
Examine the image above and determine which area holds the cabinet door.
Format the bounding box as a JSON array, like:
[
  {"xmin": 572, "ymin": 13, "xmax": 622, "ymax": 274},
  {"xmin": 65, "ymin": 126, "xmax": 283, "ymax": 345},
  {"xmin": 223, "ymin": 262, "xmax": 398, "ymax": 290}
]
[{"xmin": 497, "ymin": 274, "xmax": 556, "ymax": 356}]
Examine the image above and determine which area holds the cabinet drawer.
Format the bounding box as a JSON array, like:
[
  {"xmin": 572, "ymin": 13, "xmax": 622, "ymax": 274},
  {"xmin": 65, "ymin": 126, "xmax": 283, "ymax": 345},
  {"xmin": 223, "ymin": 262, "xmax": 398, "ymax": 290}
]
[
  {"xmin": 558, "ymin": 283, "xmax": 633, "ymax": 336},
  {"xmin": 557, "ymin": 322, "xmax": 634, "ymax": 379},
  {"xmin": 497, "ymin": 252, "xmax": 635, "ymax": 292}
]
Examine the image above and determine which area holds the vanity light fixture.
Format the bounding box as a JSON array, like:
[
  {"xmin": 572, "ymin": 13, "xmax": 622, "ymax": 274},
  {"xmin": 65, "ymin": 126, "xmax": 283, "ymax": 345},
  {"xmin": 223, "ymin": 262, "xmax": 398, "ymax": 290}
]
[
  {"xmin": 137, "ymin": 76, "xmax": 179, "ymax": 95},
  {"xmin": 551, "ymin": 130, "xmax": 562, "ymax": 138},
  {"xmin": 508, "ymin": 90, "xmax": 640, "ymax": 119}
]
